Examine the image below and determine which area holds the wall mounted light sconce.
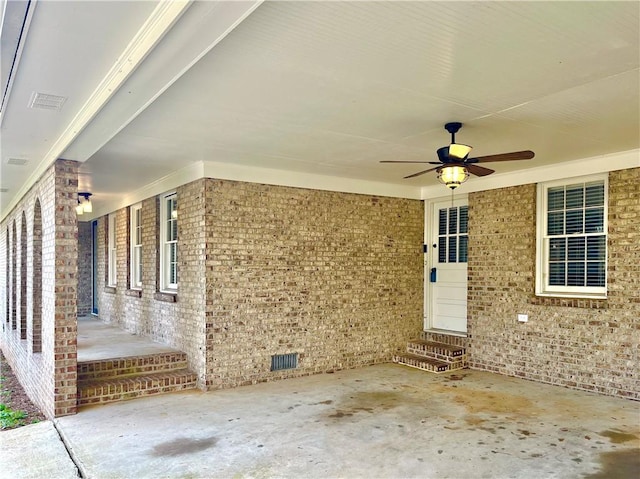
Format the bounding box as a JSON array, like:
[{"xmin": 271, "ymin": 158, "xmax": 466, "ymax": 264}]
[{"xmin": 77, "ymin": 192, "xmax": 93, "ymax": 215}]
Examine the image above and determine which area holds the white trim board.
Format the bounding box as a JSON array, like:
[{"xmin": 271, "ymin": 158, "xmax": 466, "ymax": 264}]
[
  {"xmin": 420, "ymin": 149, "xmax": 639, "ymax": 200},
  {"xmin": 88, "ymin": 149, "xmax": 638, "ymax": 220}
]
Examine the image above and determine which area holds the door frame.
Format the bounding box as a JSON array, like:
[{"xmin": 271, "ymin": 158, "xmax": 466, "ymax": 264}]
[{"xmin": 423, "ymin": 194, "xmax": 468, "ymax": 331}]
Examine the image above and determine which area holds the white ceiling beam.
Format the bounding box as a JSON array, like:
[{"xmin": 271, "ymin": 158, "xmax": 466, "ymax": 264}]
[
  {"xmin": 1, "ymin": 0, "xmax": 192, "ymax": 221},
  {"xmin": 62, "ymin": 0, "xmax": 265, "ymax": 165}
]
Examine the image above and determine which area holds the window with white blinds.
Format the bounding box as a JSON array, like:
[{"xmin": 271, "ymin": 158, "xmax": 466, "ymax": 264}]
[
  {"xmin": 536, "ymin": 175, "xmax": 607, "ymax": 298},
  {"xmin": 107, "ymin": 214, "xmax": 117, "ymax": 287},
  {"xmin": 160, "ymin": 192, "xmax": 177, "ymax": 292},
  {"xmin": 130, "ymin": 203, "xmax": 142, "ymax": 289}
]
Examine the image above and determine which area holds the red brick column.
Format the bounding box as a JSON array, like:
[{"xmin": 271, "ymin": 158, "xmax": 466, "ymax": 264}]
[{"xmin": 53, "ymin": 159, "xmax": 79, "ymax": 417}]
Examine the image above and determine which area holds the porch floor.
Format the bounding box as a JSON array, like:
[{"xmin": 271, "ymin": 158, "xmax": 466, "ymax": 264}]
[
  {"xmin": 52, "ymin": 364, "xmax": 639, "ymax": 479},
  {"xmin": 77, "ymin": 316, "xmax": 178, "ymax": 362}
]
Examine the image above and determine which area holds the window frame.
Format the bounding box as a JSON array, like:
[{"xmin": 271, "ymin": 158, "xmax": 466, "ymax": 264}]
[
  {"xmin": 107, "ymin": 213, "xmax": 117, "ymax": 287},
  {"xmin": 535, "ymin": 173, "xmax": 608, "ymax": 299},
  {"xmin": 129, "ymin": 203, "xmax": 143, "ymax": 290},
  {"xmin": 159, "ymin": 192, "xmax": 178, "ymax": 292}
]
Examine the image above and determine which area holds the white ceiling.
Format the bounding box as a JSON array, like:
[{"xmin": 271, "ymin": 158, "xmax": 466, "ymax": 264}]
[{"xmin": 1, "ymin": 1, "xmax": 639, "ymax": 220}]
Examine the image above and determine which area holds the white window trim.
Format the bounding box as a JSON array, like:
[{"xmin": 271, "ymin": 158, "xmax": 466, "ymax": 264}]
[
  {"xmin": 159, "ymin": 192, "xmax": 177, "ymax": 292},
  {"xmin": 130, "ymin": 203, "xmax": 142, "ymax": 290},
  {"xmin": 535, "ymin": 173, "xmax": 608, "ymax": 299},
  {"xmin": 107, "ymin": 213, "xmax": 117, "ymax": 287}
]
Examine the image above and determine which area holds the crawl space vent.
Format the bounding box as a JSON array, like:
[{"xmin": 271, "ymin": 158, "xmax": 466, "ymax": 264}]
[
  {"xmin": 28, "ymin": 92, "xmax": 67, "ymax": 111},
  {"xmin": 271, "ymin": 353, "xmax": 298, "ymax": 371}
]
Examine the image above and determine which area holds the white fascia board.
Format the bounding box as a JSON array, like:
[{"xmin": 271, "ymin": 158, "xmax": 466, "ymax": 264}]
[{"xmin": 420, "ymin": 149, "xmax": 640, "ymax": 199}]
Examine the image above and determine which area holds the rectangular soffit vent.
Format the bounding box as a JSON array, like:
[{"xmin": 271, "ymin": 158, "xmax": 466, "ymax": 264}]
[
  {"xmin": 28, "ymin": 91, "xmax": 67, "ymax": 111},
  {"xmin": 271, "ymin": 353, "xmax": 298, "ymax": 371},
  {"xmin": 7, "ymin": 158, "xmax": 28, "ymax": 166}
]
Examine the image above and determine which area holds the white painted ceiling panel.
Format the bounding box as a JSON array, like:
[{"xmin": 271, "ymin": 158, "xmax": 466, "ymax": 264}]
[
  {"xmin": 2, "ymin": 1, "xmax": 639, "ymax": 216},
  {"xmin": 0, "ymin": 1, "xmax": 159, "ymax": 207}
]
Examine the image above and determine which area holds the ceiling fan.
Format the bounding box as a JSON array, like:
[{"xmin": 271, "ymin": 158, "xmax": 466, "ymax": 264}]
[{"xmin": 381, "ymin": 122, "xmax": 535, "ymax": 189}]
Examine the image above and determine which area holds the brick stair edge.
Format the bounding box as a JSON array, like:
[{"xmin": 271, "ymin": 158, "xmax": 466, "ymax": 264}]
[
  {"xmin": 78, "ymin": 353, "xmax": 189, "ymax": 381},
  {"xmin": 78, "ymin": 369, "xmax": 198, "ymax": 406}
]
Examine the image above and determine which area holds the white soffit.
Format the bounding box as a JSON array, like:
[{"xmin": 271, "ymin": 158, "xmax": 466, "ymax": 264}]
[
  {"xmin": 82, "ymin": 0, "xmax": 638, "ymax": 200},
  {"xmin": 3, "ymin": 1, "xmax": 640, "ymax": 218},
  {"xmin": 0, "ymin": 0, "xmax": 191, "ymax": 220}
]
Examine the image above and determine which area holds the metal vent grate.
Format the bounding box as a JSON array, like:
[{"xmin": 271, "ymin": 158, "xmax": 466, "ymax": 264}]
[
  {"xmin": 0, "ymin": 188, "xmax": 8, "ymax": 193},
  {"xmin": 7, "ymin": 158, "xmax": 28, "ymax": 166},
  {"xmin": 28, "ymin": 92, "xmax": 67, "ymax": 111},
  {"xmin": 271, "ymin": 353, "xmax": 298, "ymax": 371}
]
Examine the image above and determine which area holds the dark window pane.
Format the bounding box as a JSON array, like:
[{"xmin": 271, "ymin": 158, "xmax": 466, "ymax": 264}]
[
  {"xmin": 565, "ymin": 210, "xmax": 584, "ymax": 234},
  {"xmin": 587, "ymin": 236, "xmax": 606, "ymax": 261},
  {"xmin": 438, "ymin": 237, "xmax": 446, "ymax": 263},
  {"xmin": 567, "ymin": 237, "xmax": 585, "ymax": 260},
  {"xmin": 585, "ymin": 208, "xmax": 604, "ymax": 233},
  {"xmin": 586, "ymin": 262, "xmax": 606, "ymax": 287},
  {"xmin": 565, "ymin": 185, "xmax": 584, "ymax": 209},
  {"xmin": 549, "ymin": 238, "xmax": 566, "ymax": 261},
  {"xmin": 567, "ymin": 262, "xmax": 585, "ymax": 286},
  {"xmin": 448, "ymin": 208, "xmax": 458, "ymax": 235},
  {"xmin": 548, "ymin": 187, "xmax": 564, "ymax": 211},
  {"xmin": 438, "ymin": 209, "xmax": 447, "ymax": 236},
  {"xmin": 459, "ymin": 235, "xmax": 468, "ymax": 263},
  {"xmin": 459, "ymin": 206, "xmax": 468, "ymax": 234},
  {"xmin": 585, "ymin": 182, "xmax": 604, "ymax": 207},
  {"xmin": 549, "ymin": 263, "xmax": 565, "ymax": 285},
  {"xmin": 448, "ymin": 236, "xmax": 457, "ymax": 263},
  {"xmin": 548, "ymin": 212, "xmax": 564, "ymax": 235}
]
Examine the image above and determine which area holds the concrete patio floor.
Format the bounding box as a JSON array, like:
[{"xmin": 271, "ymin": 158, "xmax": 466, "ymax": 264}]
[
  {"xmin": 47, "ymin": 364, "xmax": 639, "ymax": 479},
  {"xmin": 77, "ymin": 316, "xmax": 178, "ymax": 361}
]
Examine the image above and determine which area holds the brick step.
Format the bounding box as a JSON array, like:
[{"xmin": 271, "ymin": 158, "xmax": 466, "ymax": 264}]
[
  {"xmin": 78, "ymin": 352, "xmax": 188, "ymax": 381},
  {"xmin": 421, "ymin": 331, "xmax": 468, "ymax": 349},
  {"xmin": 393, "ymin": 353, "xmax": 455, "ymax": 373},
  {"xmin": 407, "ymin": 340, "xmax": 466, "ymax": 363},
  {"xmin": 78, "ymin": 369, "xmax": 198, "ymax": 406}
]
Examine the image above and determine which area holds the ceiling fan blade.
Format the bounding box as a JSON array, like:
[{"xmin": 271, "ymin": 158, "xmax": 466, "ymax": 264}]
[
  {"xmin": 404, "ymin": 166, "xmax": 441, "ymax": 179},
  {"xmin": 380, "ymin": 160, "xmax": 441, "ymax": 164},
  {"xmin": 468, "ymin": 150, "xmax": 535, "ymax": 163},
  {"xmin": 466, "ymin": 164, "xmax": 494, "ymax": 177}
]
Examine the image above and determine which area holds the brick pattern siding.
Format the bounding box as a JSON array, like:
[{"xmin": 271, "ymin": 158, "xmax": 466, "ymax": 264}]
[
  {"xmin": 467, "ymin": 168, "xmax": 639, "ymax": 400},
  {"xmin": 77, "ymin": 221, "xmax": 92, "ymax": 316},
  {"xmin": 0, "ymin": 159, "xmax": 79, "ymax": 418},
  {"xmin": 204, "ymin": 180, "xmax": 424, "ymax": 388},
  {"xmin": 95, "ymin": 179, "xmax": 424, "ymax": 390},
  {"xmin": 96, "ymin": 182, "xmax": 208, "ymax": 387}
]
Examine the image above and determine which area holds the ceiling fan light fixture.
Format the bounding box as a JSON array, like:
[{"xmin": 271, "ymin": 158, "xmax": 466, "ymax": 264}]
[
  {"xmin": 448, "ymin": 143, "xmax": 472, "ymax": 160},
  {"xmin": 438, "ymin": 165, "xmax": 469, "ymax": 190}
]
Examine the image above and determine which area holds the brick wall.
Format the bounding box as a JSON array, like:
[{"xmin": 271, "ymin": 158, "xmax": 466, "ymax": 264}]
[
  {"xmin": 204, "ymin": 180, "xmax": 424, "ymax": 388},
  {"xmin": 0, "ymin": 159, "xmax": 79, "ymax": 418},
  {"xmin": 95, "ymin": 178, "xmax": 424, "ymax": 390},
  {"xmin": 95, "ymin": 182, "xmax": 208, "ymax": 386},
  {"xmin": 77, "ymin": 221, "xmax": 92, "ymax": 316},
  {"xmin": 467, "ymin": 168, "xmax": 639, "ymax": 399}
]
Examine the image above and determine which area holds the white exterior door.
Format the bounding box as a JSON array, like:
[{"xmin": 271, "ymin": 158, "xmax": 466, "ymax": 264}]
[{"xmin": 426, "ymin": 197, "xmax": 468, "ymax": 333}]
